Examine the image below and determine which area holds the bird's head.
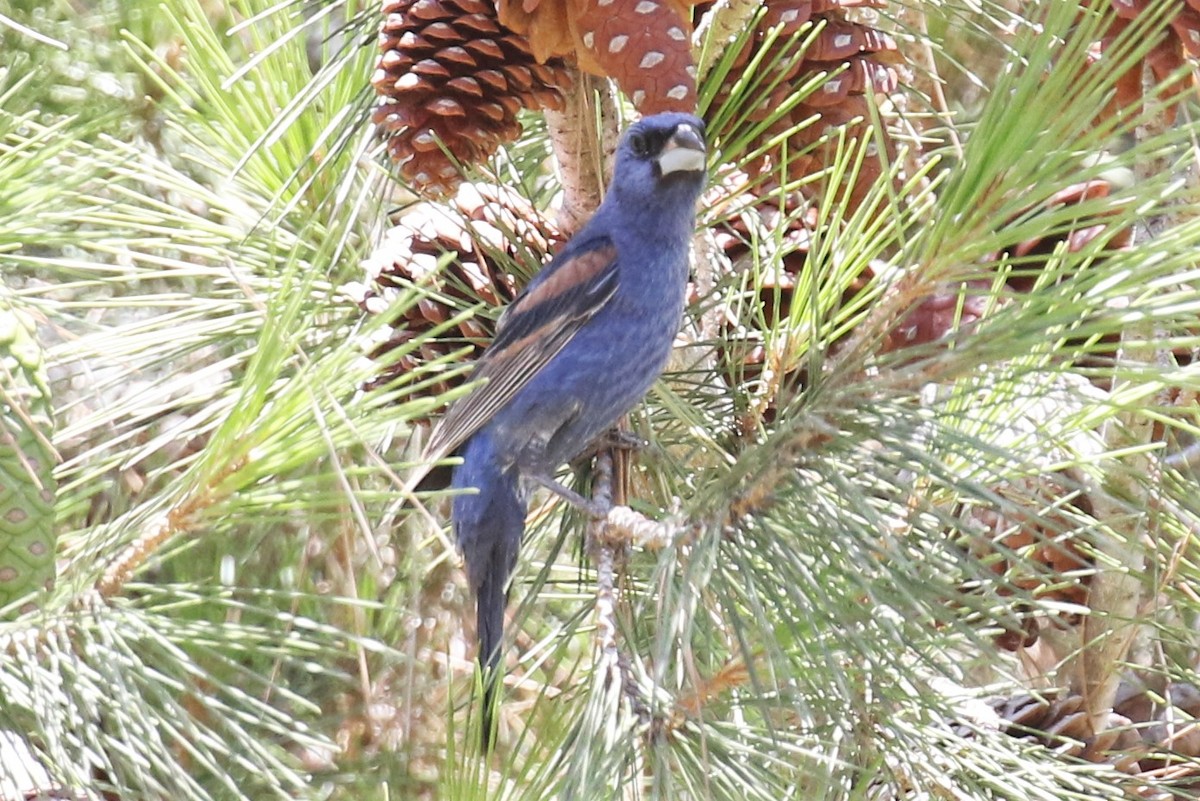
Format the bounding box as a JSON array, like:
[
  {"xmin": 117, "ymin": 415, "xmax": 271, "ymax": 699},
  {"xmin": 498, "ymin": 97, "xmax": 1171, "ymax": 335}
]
[{"xmin": 609, "ymin": 112, "xmax": 707, "ymax": 212}]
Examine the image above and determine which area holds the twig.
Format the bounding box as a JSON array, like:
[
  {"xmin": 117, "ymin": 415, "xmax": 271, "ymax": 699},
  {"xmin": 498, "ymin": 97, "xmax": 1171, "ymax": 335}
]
[
  {"xmin": 588, "ymin": 452, "xmax": 621, "ymax": 688},
  {"xmin": 600, "ymin": 506, "xmax": 676, "ymax": 550},
  {"xmin": 95, "ymin": 456, "xmax": 245, "ymax": 597},
  {"xmin": 1064, "ymin": 96, "xmax": 1187, "ymax": 734},
  {"xmin": 894, "ymin": 2, "xmax": 962, "ymax": 160}
]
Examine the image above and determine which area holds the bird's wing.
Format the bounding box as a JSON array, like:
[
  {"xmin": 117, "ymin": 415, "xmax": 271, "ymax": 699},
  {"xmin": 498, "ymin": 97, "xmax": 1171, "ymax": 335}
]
[{"xmin": 425, "ymin": 237, "xmax": 620, "ymax": 458}]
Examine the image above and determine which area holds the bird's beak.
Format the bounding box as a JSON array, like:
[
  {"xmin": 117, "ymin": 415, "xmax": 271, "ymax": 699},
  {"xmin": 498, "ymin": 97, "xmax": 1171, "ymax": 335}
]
[{"xmin": 657, "ymin": 123, "xmax": 706, "ymax": 175}]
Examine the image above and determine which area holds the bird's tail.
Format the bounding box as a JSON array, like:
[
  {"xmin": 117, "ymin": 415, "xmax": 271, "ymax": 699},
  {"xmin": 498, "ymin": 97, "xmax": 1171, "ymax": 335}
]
[
  {"xmin": 476, "ymin": 556, "xmax": 507, "ymax": 750},
  {"xmin": 451, "ymin": 431, "xmax": 526, "ymax": 748}
]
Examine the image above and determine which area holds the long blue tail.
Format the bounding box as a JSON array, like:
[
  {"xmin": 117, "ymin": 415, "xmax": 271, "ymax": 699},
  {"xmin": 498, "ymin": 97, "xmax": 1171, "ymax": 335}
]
[{"xmin": 452, "ymin": 430, "xmax": 525, "ymax": 746}]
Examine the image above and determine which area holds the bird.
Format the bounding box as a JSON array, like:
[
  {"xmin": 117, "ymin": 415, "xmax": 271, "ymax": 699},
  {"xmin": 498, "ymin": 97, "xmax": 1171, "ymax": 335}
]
[{"xmin": 424, "ymin": 111, "xmax": 707, "ymax": 741}]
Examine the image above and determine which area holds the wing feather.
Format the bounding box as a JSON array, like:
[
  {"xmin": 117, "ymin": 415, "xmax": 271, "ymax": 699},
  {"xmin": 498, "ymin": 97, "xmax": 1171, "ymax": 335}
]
[{"xmin": 425, "ymin": 238, "xmax": 620, "ymax": 458}]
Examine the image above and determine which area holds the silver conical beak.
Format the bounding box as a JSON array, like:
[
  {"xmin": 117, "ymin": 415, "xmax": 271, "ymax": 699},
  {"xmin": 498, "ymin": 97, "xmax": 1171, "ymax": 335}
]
[{"xmin": 657, "ymin": 123, "xmax": 706, "ymax": 175}]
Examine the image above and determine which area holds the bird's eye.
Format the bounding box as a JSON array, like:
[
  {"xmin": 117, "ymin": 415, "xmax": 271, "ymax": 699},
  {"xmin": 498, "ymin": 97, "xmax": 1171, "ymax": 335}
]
[{"xmin": 628, "ymin": 131, "xmax": 651, "ymax": 157}]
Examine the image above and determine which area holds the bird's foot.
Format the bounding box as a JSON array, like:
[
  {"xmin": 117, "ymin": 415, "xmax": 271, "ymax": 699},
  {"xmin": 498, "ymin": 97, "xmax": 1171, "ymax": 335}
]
[
  {"xmin": 598, "ymin": 428, "xmax": 648, "ymax": 452},
  {"xmin": 572, "ymin": 428, "xmax": 647, "ymax": 467},
  {"xmin": 600, "ymin": 429, "xmax": 648, "ymax": 453},
  {"xmin": 529, "ymin": 473, "xmax": 609, "ymax": 518}
]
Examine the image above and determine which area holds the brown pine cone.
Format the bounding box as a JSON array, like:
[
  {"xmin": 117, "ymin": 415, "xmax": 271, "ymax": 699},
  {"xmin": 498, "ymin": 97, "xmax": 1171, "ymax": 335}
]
[
  {"xmin": 712, "ymin": 185, "xmax": 820, "ymax": 326},
  {"xmin": 346, "ymin": 183, "xmax": 561, "ymax": 403},
  {"xmin": 985, "ymin": 691, "xmax": 1148, "ymax": 772},
  {"xmin": 878, "ymin": 686, "xmax": 1165, "ymax": 800},
  {"xmin": 881, "ymin": 280, "xmax": 993, "ymax": 353},
  {"xmin": 1087, "ymin": 0, "xmax": 1200, "ymax": 125},
  {"xmin": 706, "ymin": 173, "xmax": 906, "ymax": 428},
  {"xmin": 1116, "ymin": 678, "xmax": 1200, "ymax": 766},
  {"xmin": 884, "ymin": 172, "xmax": 1134, "ymax": 356},
  {"xmin": 937, "ymin": 685, "xmax": 1198, "ymax": 801},
  {"xmin": 705, "ymin": 0, "xmax": 903, "ymax": 209},
  {"xmin": 997, "ymin": 172, "xmax": 1143, "ymax": 386},
  {"xmin": 1116, "ymin": 682, "xmax": 1200, "ymax": 801},
  {"xmin": 372, "ymin": 0, "xmax": 572, "ymax": 196},
  {"xmin": 497, "ymin": 0, "xmax": 699, "ymax": 113},
  {"xmin": 997, "ymin": 176, "xmax": 1135, "ymax": 292}
]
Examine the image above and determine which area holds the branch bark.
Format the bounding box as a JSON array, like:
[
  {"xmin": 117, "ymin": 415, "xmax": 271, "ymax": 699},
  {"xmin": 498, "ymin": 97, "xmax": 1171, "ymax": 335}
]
[{"xmin": 544, "ymin": 71, "xmax": 619, "ymax": 236}]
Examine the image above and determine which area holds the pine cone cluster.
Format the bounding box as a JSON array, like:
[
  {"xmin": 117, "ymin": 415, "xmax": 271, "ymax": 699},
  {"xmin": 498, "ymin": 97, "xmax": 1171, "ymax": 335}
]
[
  {"xmin": 877, "ymin": 681, "xmax": 1200, "ymax": 801},
  {"xmin": 709, "ymin": 166, "xmax": 1138, "ymax": 434},
  {"xmin": 346, "ymin": 183, "xmax": 560, "ymax": 404},
  {"xmin": 958, "ymin": 475, "xmax": 1095, "ymax": 651},
  {"xmin": 871, "ymin": 690, "xmax": 1157, "ymax": 801},
  {"xmin": 372, "ymin": 0, "xmax": 572, "ymax": 196},
  {"xmin": 499, "ymin": 0, "xmax": 699, "ymax": 113},
  {"xmin": 706, "ymin": 0, "xmax": 902, "ymax": 208},
  {"xmin": 1087, "ymin": 0, "xmax": 1200, "ymax": 124}
]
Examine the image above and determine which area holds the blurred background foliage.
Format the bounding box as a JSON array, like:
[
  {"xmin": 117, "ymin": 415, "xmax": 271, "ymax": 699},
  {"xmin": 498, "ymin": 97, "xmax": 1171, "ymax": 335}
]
[{"xmin": 2, "ymin": 0, "xmax": 1200, "ymax": 799}]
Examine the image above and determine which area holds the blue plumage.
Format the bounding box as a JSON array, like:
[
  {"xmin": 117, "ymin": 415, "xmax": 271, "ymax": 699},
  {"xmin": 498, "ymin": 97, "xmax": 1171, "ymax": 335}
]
[{"xmin": 427, "ymin": 112, "xmax": 707, "ymax": 738}]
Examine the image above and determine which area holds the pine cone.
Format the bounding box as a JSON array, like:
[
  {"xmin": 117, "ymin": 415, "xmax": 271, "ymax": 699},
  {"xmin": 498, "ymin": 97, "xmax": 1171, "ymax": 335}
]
[
  {"xmin": 958, "ymin": 475, "xmax": 1095, "ymax": 651},
  {"xmin": 1116, "ymin": 678, "xmax": 1200, "ymax": 769},
  {"xmin": 372, "ymin": 0, "xmax": 572, "ymax": 196},
  {"xmin": 706, "ymin": 0, "xmax": 902, "ymax": 208},
  {"xmin": 497, "ymin": 0, "xmax": 698, "ymax": 113},
  {"xmin": 998, "ymin": 172, "xmax": 1144, "ymax": 386},
  {"xmin": 939, "ymin": 684, "xmax": 1198, "ymax": 801},
  {"xmin": 0, "ymin": 302, "xmax": 57, "ymax": 616},
  {"xmin": 1087, "ymin": 0, "xmax": 1200, "ymax": 125},
  {"xmin": 985, "ymin": 691, "xmax": 1148, "ymax": 772},
  {"xmin": 885, "ymin": 172, "xmax": 1134, "ymax": 356},
  {"xmin": 878, "ymin": 686, "xmax": 1166, "ymax": 800},
  {"xmin": 998, "ymin": 176, "xmax": 1135, "ymax": 293},
  {"xmin": 882, "ymin": 281, "xmax": 992, "ymax": 353},
  {"xmin": 707, "ymin": 174, "xmax": 900, "ymax": 429},
  {"xmin": 346, "ymin": 183, "xmax": 561, "ymax": 404},
  {"xmin": 1108, "ymin": 681, "xmax": 1200, "ymax": 796}
]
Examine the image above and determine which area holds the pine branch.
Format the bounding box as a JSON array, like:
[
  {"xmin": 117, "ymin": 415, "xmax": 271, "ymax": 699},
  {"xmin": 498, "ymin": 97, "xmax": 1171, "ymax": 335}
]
[{"xmin": 544, "ymin": 70, "xmax": 619, "ymax": 235}]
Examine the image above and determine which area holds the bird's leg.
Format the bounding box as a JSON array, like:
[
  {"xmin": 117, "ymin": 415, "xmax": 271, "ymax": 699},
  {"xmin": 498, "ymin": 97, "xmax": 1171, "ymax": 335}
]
[
  {"xmin": 598, "ymin": 424, "xmax": 643, "ymax": 508},
  {"xmin": 570, "ymin": 428, "xmax": 648, "ymax": 467},
  {"xmin": 565, "ymin": 429, "xmax": 644, "ymax": 505},
  {"xmin": 529, "ymin": 473, "xmax": 609, "ymax": 518},
  {"xmin": 598, "ymin": 427, "xmax": 648, "ymax": 452}
]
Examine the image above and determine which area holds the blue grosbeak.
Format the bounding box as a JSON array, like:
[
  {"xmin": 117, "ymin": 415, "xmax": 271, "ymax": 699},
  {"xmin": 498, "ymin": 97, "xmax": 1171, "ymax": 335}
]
[{"xmin": 425, "ymin": 112, "xmax": 707, "ymax": 736}]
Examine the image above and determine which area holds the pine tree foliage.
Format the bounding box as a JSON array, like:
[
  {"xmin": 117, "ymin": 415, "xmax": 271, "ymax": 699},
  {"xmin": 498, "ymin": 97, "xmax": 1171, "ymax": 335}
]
[{"xmin": 2, "ymin": 0, "xmax": 1200, "ymax": 799}]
